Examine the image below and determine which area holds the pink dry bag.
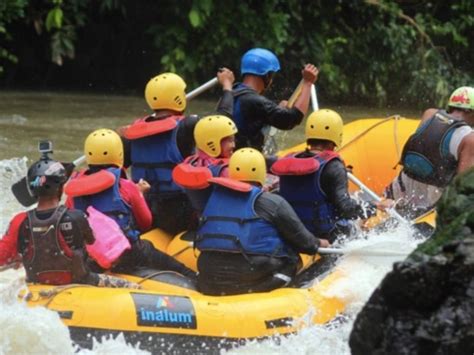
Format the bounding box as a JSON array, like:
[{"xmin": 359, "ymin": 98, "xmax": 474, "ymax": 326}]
[{"xmin": 85, "ymin": 206, "xmax": 131, "ymax": 269}]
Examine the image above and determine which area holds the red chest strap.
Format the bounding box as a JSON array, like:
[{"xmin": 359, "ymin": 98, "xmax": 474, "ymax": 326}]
[
  {"xmin": 65, "ymin": 170, "xmax": 116, "ymax": 197},
  {"xmin": 271, "ymin": 155, "xmax": 320, "ymax": 176},
  {"xmin": 122, "ymin": 115, "xmax": 184, "ymax": 140}
]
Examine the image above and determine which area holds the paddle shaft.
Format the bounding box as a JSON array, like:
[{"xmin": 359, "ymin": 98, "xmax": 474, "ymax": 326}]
[
  {"xmin": 346, "ymin": 172, "xmax": 407, "ymax": 224},
  {"xmin": 186, "ymin": 77, "xmax": 219, "ymax": 101},
  {"xmin": 287, "ymin": 79, "xmax": 304, "ymax": 108},
  {"xmin": 318, "ymin": 247, "xmax": 408, "ymax": 257}
]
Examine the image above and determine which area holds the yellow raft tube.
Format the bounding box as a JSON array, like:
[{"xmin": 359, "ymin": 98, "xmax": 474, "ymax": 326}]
[
  {"xmin": 24, "ymin": 227, "xmax": 345, "ymax": 351},
  {"xmin": 21, "ymin": 116, "xmax": 433, "ymax": 351}
]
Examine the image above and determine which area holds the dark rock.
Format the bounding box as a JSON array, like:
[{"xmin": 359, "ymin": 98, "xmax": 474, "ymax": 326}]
[{"xmin": 350, "ymin": 169, "xmax": 474, "ymax": 355}]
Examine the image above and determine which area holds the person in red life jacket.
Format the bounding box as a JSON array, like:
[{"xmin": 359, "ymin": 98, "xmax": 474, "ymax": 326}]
[
  {"xmin": 194, "ymin": 148, "xmax": 330, "ymax": 296},
  {"xmin": 218, "ymin": 48, "xmax": 318, "ymax": 151},
  {"xmin": 65, "ymin": 129, "xmax": 196, "ymax": 280},
  {"xmin": 385, "ymin": 86, "xmax": 474, "ymax": 218},
  {"xmin": 0, "ymin": 146, "xmax": 138, "ymax": 288},
  {"xmin": 272, "ymin": 109, "xmax": 393, "ymax": 243},
  {"xmin": 120, "ymin": 69, "xmax": 235, "ymax": 236},
  {"xmin": 172, "ymin": 115, "xmax": 237, "ymax": 213}
]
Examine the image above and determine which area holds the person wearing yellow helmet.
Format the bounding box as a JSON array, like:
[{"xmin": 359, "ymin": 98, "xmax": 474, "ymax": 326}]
[
  {"xmin": 120, "ymin": 69, "xmax": 235, "ymax": 236},
  {"xmin": 172, "ymin": 115, "xmax": 237, "ymax": 213},
  {"xmin": 219, "ymin": 48, "xmax": 319, "ymax": 151},
  {"xmin": 65, "ymin": 129, "xmax": 196, "ymax": 280},
  {"xmin": 272, "ymin": 109, "xmax": 391, "ymax": 243},
  {"xmin": 194, "ymin": 148, "xmax": 330, "ymax": 296},
  {"xmin": 385, "ymin": 86, "xmax": 474, "ymax": 217}
]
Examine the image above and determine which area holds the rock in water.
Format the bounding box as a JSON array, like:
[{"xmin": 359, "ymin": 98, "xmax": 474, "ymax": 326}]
[{"xmin": 349, "ymin": 168, "xmax": 474, "ymax": 355}]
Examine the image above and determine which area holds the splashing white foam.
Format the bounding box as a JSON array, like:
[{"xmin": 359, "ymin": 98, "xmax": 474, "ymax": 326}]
[{"xmin": 0, "ymin": 158, "xmax": 29, "ymax": 233}]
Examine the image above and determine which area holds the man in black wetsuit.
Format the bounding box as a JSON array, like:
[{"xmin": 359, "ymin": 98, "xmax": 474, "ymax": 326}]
[
  {"xmin": 195, "ymin": 148, "xmax": 330, "ymax": 296},
  {"xmin": 272, "ymin": 109, "xmax": 392, "ymax": 243},
  {"xmin": 0, "ymin": 149, "xmax": 137, "ymax": 288},
  {"xmin": 219, "ymin": 48, "xmax": 318, "ymax": 151},
  {"xmin": 120, "ymin": 69, "xmax": 235, "ymax": 235}
]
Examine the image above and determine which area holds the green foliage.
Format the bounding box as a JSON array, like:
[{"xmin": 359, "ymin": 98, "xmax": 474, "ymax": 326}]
[
  {"xmin": 1, "ymin": 0, "xmax": 473, "ymax": 106},
  {"xmin": 0, "ymin": 0, "xmax": 28, "ymax": 74}
]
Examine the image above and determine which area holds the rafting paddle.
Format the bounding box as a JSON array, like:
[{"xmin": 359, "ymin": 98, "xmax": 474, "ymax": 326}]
[
  {"xmin": 11, "ymin": 77, "xmax": 220, "ymax": 207},
  {"xmin": 318, "ymin": 240, "xmax": 413, "ymax": 257}
]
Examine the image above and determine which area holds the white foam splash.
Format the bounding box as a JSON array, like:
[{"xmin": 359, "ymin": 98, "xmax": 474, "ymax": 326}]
[{"xmin": 0, "ymin": 158, "xmax": 28, "ymax": 233}]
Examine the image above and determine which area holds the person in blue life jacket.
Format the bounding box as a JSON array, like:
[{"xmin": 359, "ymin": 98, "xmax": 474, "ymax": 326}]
[
  {"xmin": 0, "ymin": 147, "xmax": 139, "ymax": 289},
  {"xmin": 65, "ymin": 129, "xmax": 196, "ymax": 280},
  {"xmin": 195, "ymin": 148, "xmax": 331, "ymax": 296},
  {"xmin": 218, "ymin": 48, "xmax": 318, "ymax": 152},
  {"xmin": 272, "ymin": 109, "xmax": 393, "ymax": 243},
  {"xmin": 120, "ymin": 69, "xmax": 235, "ymax": 236},
  {"xmin": 172, "ymin": 115, "xmax": 237, "ymax": 214},
  {"xmin": 385, "ymin": 86, "xmax": 474, "ymax": 218}
]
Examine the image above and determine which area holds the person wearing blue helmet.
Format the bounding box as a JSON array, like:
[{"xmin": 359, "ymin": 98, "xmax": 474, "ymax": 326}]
[{"xmin": 219, "ymin": 48, "xmax": 318, "ymax": 151}]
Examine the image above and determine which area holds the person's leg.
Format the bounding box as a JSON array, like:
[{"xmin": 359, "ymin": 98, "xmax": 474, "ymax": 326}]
[{"xmin": 139, "ymin": 240, "xmax": 197, "ymax": 280}]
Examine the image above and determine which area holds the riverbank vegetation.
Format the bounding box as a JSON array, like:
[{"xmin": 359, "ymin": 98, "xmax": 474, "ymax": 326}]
[{"xmin": 1, "ymin": 0, "xmax": 472, "ymax": 107}]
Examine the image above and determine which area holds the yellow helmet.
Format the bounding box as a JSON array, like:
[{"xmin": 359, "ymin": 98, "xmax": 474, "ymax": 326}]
[
  {"xmin": 305, "ymin": 109, "xmax": 344, "ymax": 148},
  {"xmin": 84, "ymin": 129, "xmax": 123, "ymax": 167},
  {"xmin": 229, "ymin": 148, "xmax": 266, "ymax": 186},
  {"xmin": 194, "ymin": 115, "xmax": 238, "ymax": 157},
  {"xmin": 145, "ymin": 73, "xmax": 187, "ymax": 112}
]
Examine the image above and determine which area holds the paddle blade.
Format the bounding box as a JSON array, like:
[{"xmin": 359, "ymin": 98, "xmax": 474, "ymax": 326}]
[{"xmin": 11, "ymin": 177, "xmax": 37, "ymax": 207}]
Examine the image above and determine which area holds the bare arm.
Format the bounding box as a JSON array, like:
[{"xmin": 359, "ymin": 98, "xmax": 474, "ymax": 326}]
[
  {"xmin": 457, "ymin": 133, "xmax": 474, "ymax": 173},
  {"xmin": 420, "ymin": 108, "xmax": 438, "ymax": 124}
]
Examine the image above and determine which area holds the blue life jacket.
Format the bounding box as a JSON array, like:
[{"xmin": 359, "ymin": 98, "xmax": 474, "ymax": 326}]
[
  {"xmin": 275, "ymin": 151, "xmax": 346, "ymax": 237},
  {"xmin": 128, "ymin": 115, "xmax": 185, "ymax": 196},
  {"xmin": 72, "ymin": 168, "xmax": 140, "ymax": 242},
  {"xmin": 401, "ymin": 110, "xmax": 468, "ymax": 187},
  {"xmin": 196, "ymin": 180, "xmax": 291, "ymax": 258}
]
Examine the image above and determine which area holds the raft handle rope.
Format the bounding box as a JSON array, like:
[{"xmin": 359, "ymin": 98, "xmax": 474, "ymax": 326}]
[
  {"xmin": 136, "ymin": 270, "xmax": 186, "ymax": 285},
  {"xmin": 24, "ymin": 284, "xmax": 95, "ymax": 308}
]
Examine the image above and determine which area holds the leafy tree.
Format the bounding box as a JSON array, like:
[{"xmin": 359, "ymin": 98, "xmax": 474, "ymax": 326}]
[{"xmin": 0, "ymin": 0, "xmax": 472, "ymax": 107}]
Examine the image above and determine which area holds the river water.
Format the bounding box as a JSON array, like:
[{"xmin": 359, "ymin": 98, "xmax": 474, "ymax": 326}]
[{"xmin": 0, "ymin": 91, "xmax": 422, "ymax": 354}]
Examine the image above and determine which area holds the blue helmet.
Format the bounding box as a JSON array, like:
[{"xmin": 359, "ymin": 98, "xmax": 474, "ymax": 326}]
[{"xmin": 240, "ymin": 48, "xmax": 280, "ymax": 76}]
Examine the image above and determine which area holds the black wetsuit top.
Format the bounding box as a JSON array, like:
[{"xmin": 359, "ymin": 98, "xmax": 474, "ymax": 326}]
[{"xmin": 222, "ymin": 83, "xmax": 304, "ymax": 150}]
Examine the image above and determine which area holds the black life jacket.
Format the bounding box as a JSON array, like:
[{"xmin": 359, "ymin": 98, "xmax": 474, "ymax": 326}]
[
  {"xmin": 401, "ymin": 110, "xmax": 468, "ymax": 187},
  {"xmin": 21, "ymin": 206, "xmax": 74, "ymax": 285}
]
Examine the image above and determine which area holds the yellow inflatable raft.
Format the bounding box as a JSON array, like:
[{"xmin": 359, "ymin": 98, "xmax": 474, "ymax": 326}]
[{"xmin": 20, "ymin": 116, "xmax": 435, "ymax": 352}]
